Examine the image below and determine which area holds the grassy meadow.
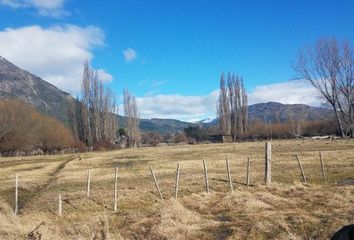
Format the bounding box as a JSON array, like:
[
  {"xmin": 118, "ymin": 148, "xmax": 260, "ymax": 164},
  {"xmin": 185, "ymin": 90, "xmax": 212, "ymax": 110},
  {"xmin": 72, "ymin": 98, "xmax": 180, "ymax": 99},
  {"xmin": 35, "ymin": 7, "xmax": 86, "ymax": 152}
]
[{"xmin": 0, "ymin": 139, "xmax": 353, "ymax": 239}]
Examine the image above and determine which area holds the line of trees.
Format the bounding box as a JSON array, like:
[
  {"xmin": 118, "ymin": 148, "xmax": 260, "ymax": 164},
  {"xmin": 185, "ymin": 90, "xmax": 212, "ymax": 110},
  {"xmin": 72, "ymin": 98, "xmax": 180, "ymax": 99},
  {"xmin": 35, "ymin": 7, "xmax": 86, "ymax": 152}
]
[
  {"xmin": 295, "ymin": 38, "xmax": 354, "ymax": 138},
  {"xmin": 217, "ymin": 72, "xmax": 248, "ymax": 140},
  {"xmin": 69, "ymin": 62, "xmax": 119, "ymax": 146},
  {"xmin": 247, "ymin": 118, "xmax": 338, "ymax": 140},
  {"xmin": 137, "ymin": 116, "xmax": 338, "ymax": 147}
]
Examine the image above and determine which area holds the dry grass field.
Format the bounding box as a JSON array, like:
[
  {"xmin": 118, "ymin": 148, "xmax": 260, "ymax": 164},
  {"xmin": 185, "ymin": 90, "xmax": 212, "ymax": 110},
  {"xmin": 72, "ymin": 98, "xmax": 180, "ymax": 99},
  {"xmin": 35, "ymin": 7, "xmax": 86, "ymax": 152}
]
[{"xmin": 0, "ymin": 139, "xmax": 353, "ymax": 239}]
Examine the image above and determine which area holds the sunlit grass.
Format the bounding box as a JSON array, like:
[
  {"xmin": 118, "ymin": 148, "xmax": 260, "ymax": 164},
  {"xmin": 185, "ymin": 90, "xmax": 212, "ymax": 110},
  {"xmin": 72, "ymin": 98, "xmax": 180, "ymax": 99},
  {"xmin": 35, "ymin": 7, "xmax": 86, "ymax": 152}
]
[{"xmin": 0, "ymin": 139, "xmax": 353, "ymax": 239}]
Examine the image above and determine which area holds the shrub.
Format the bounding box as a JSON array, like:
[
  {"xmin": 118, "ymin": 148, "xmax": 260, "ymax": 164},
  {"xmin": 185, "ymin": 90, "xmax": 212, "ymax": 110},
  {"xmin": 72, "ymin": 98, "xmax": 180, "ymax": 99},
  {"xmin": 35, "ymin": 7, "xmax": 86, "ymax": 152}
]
[{"xmin": 0, "ymin": 99, "xmax": 77, "ymax": 153}]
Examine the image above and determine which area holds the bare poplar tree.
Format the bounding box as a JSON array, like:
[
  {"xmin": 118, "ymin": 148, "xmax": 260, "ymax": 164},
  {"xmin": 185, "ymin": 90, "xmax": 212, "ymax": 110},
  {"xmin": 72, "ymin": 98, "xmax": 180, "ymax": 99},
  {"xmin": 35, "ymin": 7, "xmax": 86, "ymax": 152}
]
[
  {"xmin": 338, "ymin": 42, "xmax": 354, "ymax": 136},
  {"xmin": 227, "ymin": 73, "xmax": 236, "ymax": 138},
  {"xmin": 287, "ymin": 105, "xmax": 309, "ymax": 137},
  {"xmin": 81, "ymin": 61, "xmax": 93, "ymax": 145},
  {"xmin": 294, "ymin": 38, "xmax": 354, "ymax": 137},
  {"xmin": 217, "ymin": 73, "xmax": 231, "ymax": 135},
  {"xmin": 217, "ymin": 72, "xmax": 248, "ymax": 139},
  {"xmin": 69, "ymin": 61, "xmax": 118, "ymax": 146},
  {"xmin": 123, "ymin": 89, "xmax": 140, "ymax": 147},
  {"xmin": 226, "ymin": 73, "xmax": 248, "ymax": 140},
  {"xmin": 241, "ymin": 79, "xmax": 248, "ymax": 136}
]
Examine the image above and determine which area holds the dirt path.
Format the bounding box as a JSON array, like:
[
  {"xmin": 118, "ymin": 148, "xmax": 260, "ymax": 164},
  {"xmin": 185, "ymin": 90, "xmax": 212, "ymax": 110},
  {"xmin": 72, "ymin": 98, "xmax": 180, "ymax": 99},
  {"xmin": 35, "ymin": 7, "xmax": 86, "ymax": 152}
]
[{"xmin": 18, "ymin": 156, "xmax": 77, "ymax": 213}]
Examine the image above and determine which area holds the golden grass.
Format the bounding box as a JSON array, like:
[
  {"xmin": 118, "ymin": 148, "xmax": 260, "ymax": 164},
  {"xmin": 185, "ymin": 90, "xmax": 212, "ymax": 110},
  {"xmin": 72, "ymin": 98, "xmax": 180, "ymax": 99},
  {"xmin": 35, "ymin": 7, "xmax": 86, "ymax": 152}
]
[{"xmin": 0, "ymin": 139, "xmax": 353, "ymax": 239}]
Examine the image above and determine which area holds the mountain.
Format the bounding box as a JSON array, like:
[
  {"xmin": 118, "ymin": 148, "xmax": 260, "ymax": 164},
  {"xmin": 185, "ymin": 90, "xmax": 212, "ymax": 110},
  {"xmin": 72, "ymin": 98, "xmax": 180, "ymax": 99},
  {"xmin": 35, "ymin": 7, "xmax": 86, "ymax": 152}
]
[
  {"xmin": 0, "ymin": 56, "xmax": 73, "ymax": 124},
  {"xmin": 0, "ymin": 56, "xmax": 333, "ymax": 135},
  {"xmin": 206, "ymin": 102, "xmax": 333, "ymax": 127},
  {"xmin": 139, "ymin": 118, "xmax": 195, "ymax": 134},
  {"xmin": 248, "ymin": 102, "xmax": 333, "ymax": 123},
  {"xmin": 117, "ymin": 116, "xmax": 194, "ymax": 134}
]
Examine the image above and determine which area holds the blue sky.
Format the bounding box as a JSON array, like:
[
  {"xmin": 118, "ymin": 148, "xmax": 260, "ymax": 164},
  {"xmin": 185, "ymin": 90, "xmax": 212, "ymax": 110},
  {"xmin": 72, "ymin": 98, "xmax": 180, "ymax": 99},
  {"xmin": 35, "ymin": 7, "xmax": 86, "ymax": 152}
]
[{"xmin": 0, "ymin": 0, "xmax": 354, "ymax": 121}]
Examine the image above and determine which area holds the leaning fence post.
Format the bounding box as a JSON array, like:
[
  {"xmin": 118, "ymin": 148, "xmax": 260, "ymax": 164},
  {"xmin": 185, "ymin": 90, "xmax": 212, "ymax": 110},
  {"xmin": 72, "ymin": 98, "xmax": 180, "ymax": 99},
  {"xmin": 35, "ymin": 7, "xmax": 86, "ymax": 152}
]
[
  {"xmin": 246, "ymin": 157, "xmax": 251, "ymax": 187},
  {"xmin": 203, "ymin": 160, "xmax": 210, "ymax": 193},
  {"xmin": 86, "ymin": 169, "xmax": 91, "ymax": 199},
  {"xmin": 174, "ymin": 163, "xmax": 180, "ymax": 199},
  {"xmin": 319, "ymin": 152, "xmax": 326, "ymax": 182},
  {"xmin": 114, "ymin": 167, "xmax": 118, "ymax": 212},
  {"xmin": 296, "ymin": 154, "xmax": 307, "ymax": 183},
  {"xmin": 149, "ymin": 165, "xmax": 163, "ymax": 201},
  {"xmin": 226, "ymin": 158, "xmax": 233, "ymax": 191},
  {"xmin": 14, "ymin": 174, "xmax": 18, "ymax": 215},
  {"xmin": 58, "ymin": 195, "xmax": 62, "ymax": 216},
  {"xmin": 265, "ymin": 142, "xmax": 272, "ymax": 185}
]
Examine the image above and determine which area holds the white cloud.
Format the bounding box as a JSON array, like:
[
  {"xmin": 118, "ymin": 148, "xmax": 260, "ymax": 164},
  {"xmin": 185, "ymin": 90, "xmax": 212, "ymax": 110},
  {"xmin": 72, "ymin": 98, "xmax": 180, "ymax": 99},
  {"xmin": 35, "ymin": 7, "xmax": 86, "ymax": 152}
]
[
  {"xmin": 31, "ymin": 0, "xmax": 64, "ymax": 9},
  {"xmin": 0, "ymin": 25, "xmax": 112, "ymax": 94},
  {"xmin": 137, "ymin": 79, "xmax": 168, "ymax": 96},
  {"xmin": 137, "ymin": 79, "xmax": 168, "ymax": 87},
  {"xmin": 248, "ymin": 80, "xmax": 322, "ymax": 107},
  {"xmin": 122, "ymin": 48, "xmax": 137, "ymax": 62},
  {"xmin": 136, "ymin": 91, "xmax": 219, "ymax": 121},
  {"xmin": 97, "ymin": 69, "xmax": 113, "ymax": 83},
  {"xmin": 0, "ymin": 0, "xmax": 22, "ymax": 7},
  {"xmin": 135, "ymin": 80, "xmax": 322, "ymax": 121},
  {"xmin": 0, "ymin": 0, "xmax": 68, "ymax": 17}
]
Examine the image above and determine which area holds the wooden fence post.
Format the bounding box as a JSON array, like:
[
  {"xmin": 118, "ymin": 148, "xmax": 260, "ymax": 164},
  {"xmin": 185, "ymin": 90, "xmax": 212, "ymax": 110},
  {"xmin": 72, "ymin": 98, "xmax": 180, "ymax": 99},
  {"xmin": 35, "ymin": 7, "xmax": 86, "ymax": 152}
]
[
  {"xmin": 86, "ymin": 169, "xmax": 91, "ymax": 199},
  {"xmin": 226, "ymin": 158, "xmax": 233, "ymax": 191},
  {"xmin": 265, "ymin": 142, "xmax": 271, "ymax": 185},
  {"xmin": 296, "ymin": 154, "xmax": 307, "ymax": 183},
  {"xmin": 246, "ymin": 157, "xmax": 251, "ymax": 187},
  {"xmin": 15, "ymin": 174, "xmax": 18, "ymax": 215},
  {"xmin": 203, "ymin": 160, "xmax": 209, "ymax": 193},
  {"xmin": 58, "ymin": 195, "xmax": 62, "ymax": 216},
  {"xmin": 174, "ymin": 163, "xmax": 180, "ymax": 199},
  {"xmin": 319, "ymin": 152, "xmax": 326, "ymax": 182},
  {"xmin": 149, "ymin": 165, "xmax": 163, "ymax": 201},
  {"xmin": 114, "ymin": 167, "xmax": 118, "ymax": 212}
]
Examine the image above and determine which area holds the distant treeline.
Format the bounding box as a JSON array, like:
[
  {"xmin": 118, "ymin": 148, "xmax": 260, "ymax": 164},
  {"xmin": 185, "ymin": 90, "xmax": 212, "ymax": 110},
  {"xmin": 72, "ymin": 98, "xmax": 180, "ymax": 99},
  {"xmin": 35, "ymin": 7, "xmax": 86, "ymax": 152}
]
[
  {"xmin": 0, "ymin": 98, "xmax": 339, "ymax": 155},
  {"xmin": 245, "ymin": 118, "xmax": 338, "ymax": 139},
  {"xmin": 0, "ymin": 99, "xmax": 80, "ymax": 156},
  {"xmin": 139, "ymin": 117, "xmax": 339, "ymax": 146}
]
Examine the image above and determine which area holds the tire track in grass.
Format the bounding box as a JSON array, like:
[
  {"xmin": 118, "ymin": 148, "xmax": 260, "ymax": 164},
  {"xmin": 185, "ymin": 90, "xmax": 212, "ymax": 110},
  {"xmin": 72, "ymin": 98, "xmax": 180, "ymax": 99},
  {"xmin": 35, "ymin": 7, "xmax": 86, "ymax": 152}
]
[{"xmin": 18, "ymin": 156, "xmax": 77, "ymax": 214}]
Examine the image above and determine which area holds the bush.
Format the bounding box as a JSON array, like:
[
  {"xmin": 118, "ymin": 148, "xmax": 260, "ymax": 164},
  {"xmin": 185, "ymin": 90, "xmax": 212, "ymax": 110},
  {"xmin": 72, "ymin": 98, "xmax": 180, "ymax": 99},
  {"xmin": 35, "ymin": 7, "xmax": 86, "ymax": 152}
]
[
  {"xmin": 141, "ymin": 132, "xmax": 163, "ymax": 146},
  {"xmin": 0, "ymin": 99, "xmax": 77, "ymax": 153},
  {"xmin": 184, "ymin": 126, "xmax": 208, "ymax": 142},
  {"xmin": 173, "ymin": 133, "xmax": 188, "ymax": 143},
  {"xmin": 92, "ymin": 140, "xmax": 117, "ymax": 151}
]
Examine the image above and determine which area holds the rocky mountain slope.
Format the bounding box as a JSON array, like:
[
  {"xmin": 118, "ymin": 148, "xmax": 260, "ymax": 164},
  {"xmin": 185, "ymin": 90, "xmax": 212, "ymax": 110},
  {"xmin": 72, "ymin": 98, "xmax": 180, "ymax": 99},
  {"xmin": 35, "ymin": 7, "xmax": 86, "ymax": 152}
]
[
  {"xmin": 0, "ymin": 56, "xmax": 73, "ymax": 124},
  {"xmin": 248, "ymin": 101, "xmax": 333, "ymax": 123}
]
